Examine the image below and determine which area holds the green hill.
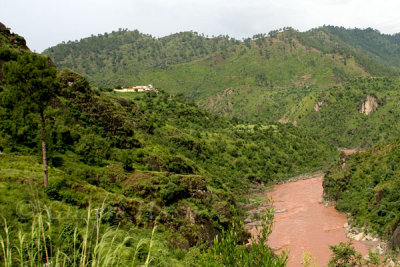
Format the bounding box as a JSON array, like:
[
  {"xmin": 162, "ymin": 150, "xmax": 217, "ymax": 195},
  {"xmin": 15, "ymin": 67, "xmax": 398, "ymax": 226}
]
[
  {"xmin": 320, "ymin": 26, "xmax": 400, "ymax": 68},
  {"xmin": 296, "ymin": 26, "xmax": 400, "ymax": 75},
  {"xmin": 282, "ymin": 77, "xmax": 400, "ymax": 148},
  {"xmin": 0, "ymin": 24, "xmax": 335, "ymax": 265},
  {"xmin": 4, "ymin": 21, "xmax": 400, "ymax": 264},
  {"xmin": 43, "ymin": 27, "xmax": 399, "ymax": 122},
  {"xmin": 323, "ymin": 141, "xmax": 400, "ymax": 240}
]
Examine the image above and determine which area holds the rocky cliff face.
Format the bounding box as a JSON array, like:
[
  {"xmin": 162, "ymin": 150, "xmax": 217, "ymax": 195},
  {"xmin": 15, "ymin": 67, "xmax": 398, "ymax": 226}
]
[{"xmin": 359, "ymin": 95, "xmax": 378, "ymax": 115}]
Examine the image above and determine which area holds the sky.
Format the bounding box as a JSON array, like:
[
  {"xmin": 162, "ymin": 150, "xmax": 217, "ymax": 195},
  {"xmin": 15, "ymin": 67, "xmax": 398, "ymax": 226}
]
[{"xmin": 1, "ymin": 0, "xmax": 400, "ymax": 52}]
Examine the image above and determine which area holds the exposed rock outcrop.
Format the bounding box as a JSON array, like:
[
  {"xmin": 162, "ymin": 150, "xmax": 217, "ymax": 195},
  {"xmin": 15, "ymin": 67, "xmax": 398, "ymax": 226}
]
[
  {"xmin": 389, "ymin": 226, "xmax": 400, "ymax": 250},
  {"xmin": 278, "ymin": 116, "xmax": 290, "ymax": 123},
  {"xmin": 359, "ymin": 95, "xmax": 378, "ymax": 115},
  {"xmin": 314, "ymin": 100, "xmax": 327, "ymax": 111},
  {"xmin": 345, "ymin": 224, "xmax": 386, "ymax": 255}
]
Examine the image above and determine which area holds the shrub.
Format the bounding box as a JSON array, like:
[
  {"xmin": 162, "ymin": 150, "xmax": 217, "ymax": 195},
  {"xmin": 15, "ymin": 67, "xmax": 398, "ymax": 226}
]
[
  {"xmin": 160, "ymin": 182, "xmax": 189, "ymax": 205},
  {"xmin": 44, "ymin": 183, "xmax": 62, "ymax": 201},
  {"xmin": 202, "ymin": 202, "xmax": 287, "ymax": 266},
  {"xmin": 328, "ymin": 242, "xmax": 362, "ymax": 267},
  {"xmin": 120, "ymin": 150, "xmax": 134, "ymax": 172},
  {"xmin": 75, "ymin": 134, "xmax": 110, "ymax": 165},
  {"xmin": 49, "ymin": 155, "xmax": 64, "ymax": 167}
]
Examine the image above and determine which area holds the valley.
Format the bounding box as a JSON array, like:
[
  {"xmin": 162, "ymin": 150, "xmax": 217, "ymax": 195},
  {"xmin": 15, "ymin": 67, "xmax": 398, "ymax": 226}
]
[{"xmin": 1, "ymin": 21, "xmax": 400, "ymax": 266}]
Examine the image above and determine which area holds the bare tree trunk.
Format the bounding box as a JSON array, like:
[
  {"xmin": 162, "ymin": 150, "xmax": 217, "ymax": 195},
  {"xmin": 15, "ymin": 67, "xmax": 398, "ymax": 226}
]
[{"xmin": 40, "ymin": 110, "xmax": 48, "ymax": 187}]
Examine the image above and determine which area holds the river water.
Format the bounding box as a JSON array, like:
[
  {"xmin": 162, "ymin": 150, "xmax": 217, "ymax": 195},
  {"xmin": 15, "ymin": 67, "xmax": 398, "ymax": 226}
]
[{"xmin": 255, "ymin": 177, "xmax": 371, "ymax": 266}]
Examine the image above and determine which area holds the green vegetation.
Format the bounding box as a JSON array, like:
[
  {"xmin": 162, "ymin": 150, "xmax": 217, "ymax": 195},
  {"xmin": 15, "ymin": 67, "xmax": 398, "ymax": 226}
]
[
  {"xmin": 297, "ymin": 26, "xmax": 400, "ymax": 76},
  {"xmin": 42, "ymin": 26, "xmax": 400, "ymax": 150},
  {"xmin": 111, "ymin": 90, "xmax": 335, "ymax": 185},
  {"xmin": 43, "ymin": 27, "xmax": 399, "ymax": 123},
  {"xmin": 0, "ymin": 154, "xmax": 197, "ymax": 266},
  {"xmin": 301, "ymin": 242, "xmax": 383, "ymax": 267},
  {"xmin": 3, "ymin": 21, "xmax": 400, "ymax": 265},
  {"xmin": 320, "ymin": 26, "xmax": 400, "ymax": 69},
  {"xmin": 324, "ymin": 142, "xmax": 400, "ymax": 238},
  {"xmin": 327, "ymin": 242, "xmax": 382, "ymax": 267},
  {"xmin": 0, "ymin": 200, "xmax": 166, "ymax": 267},
  {"xmin": 285, "ymin": 77, "xmax": 400, "ymax": 148},
  {"xmin": 202, "ymin": 207, "xmax": 287, "ymax": 266},
  {"xmin": 0, "ymin": 24, "xmax": 336, "ymax": 265},
  {"xmin": 2, "ymin": 52, "xmax": 60, "ymax": 186}
]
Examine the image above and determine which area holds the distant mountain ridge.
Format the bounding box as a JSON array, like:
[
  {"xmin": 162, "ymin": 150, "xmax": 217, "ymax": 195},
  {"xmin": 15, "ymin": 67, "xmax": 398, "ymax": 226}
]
[
  {"xmin": 43, "ymin": 25, "xmax": 400, "ymax": 83},
  {"xmin": 43, "ymin": 26, "xmax": 400, "ymax": 128},
  {"xmin": 43, "ymin": 29, "xmax": 240, "ymax": 80},
  {"xmin": 320, "ymin": 26, "xmax": 400, "ymax": 67}
]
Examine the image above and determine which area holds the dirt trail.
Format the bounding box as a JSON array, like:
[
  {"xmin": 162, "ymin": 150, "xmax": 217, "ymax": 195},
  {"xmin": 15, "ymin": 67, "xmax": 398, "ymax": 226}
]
[{"xmin": 248, "ymin": 176, "xmax": 371, "ymax": 267}]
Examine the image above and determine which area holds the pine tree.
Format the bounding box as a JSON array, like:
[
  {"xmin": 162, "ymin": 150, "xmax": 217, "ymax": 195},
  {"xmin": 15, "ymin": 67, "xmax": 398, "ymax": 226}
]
[{"xmin": 2, "ymin": 53, "xmax": 60, "ymax": 187}]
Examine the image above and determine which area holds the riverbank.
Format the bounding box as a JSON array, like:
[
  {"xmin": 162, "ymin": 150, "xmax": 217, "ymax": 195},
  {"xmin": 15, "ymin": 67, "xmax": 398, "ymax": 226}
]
[{"xmin": 245, "ymin": 176, "xmax": 371, "ymax": 267}]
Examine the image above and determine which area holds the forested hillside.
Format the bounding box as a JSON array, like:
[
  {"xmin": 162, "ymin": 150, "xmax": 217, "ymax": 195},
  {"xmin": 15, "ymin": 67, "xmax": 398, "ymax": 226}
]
[
  {"xmin": 320, "ymin": 26, "xmax": 400, "ymax": 68},
  {"xmin": 283, "ymin": 77, "xmax": 400, "ymax": 148},
  {"xmin": 43, "ymin": 27, "xmax": 399, "ymax": 123},
  {"xmin": 44, "ymin": 29, "xmax": 239, "ymax": 78},
  {"xmin": 323, "ymin": 142, "xmax": 400, "ymax": 240},
  {"xmin": 297, "ymin": 26, "xmax": 400, "ymax": 76},
  {"xmin": 0, "ymin": 24, "xmax": 336, "ymax": 265},
  {"xmin": 3, "ymin": 20, "xmax": 400, "ymax": 265}
]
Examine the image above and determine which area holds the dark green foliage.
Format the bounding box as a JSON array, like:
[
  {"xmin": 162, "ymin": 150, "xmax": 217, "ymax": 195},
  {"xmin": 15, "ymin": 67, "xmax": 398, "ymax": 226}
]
[
  {"xmin": 1, "ymin": 51, "xmax": 60, "ymax": 186},
  {"xmin": 324, "ymin": 141, "xmax": 400, "ymax": 238},
  {"xmin": 287, "ymin": 77, "xmax": 400, "ymax": 148},
  {"xmin": 328, "ymin": 242, "xmax": 362, "ymax": 267},
  {"xmin": 43, "ymin": 27, "xmax": 399, "ymax": 123},
  {"xmin": 0, "ymin": 25, "xmax": 29, "ymax": 65},
  {"xmin": 48, "ymin": 155, "xmax": 64, "ymax": 167},
  {"xmin": 59, "ymin": 222, "xmax": 78, "ymax": 254},
  {"xmin": 297, "ymin": 26, "xmax": 400, "ymax": 77},
  {"xmin": 160, "ymin": 182, "xmax": 189, "ymax": 205},
  {"xmin": 7, "ymin": 23, "xmax": 400, "ymax": 265},
  {"xmin": 44, "ymin": 183, "xmax": 62, "ymax": 201},
  {"xmin": 43, "ymin": 30, "xmax": 239, "ymax": 79},
  {"xmin": 75, "ymin": 133, "xmax": 110, "ymax": 165},
  {"xmin": 0, "ymin": 25, "xmax": 338, "ymax": 266},
  {"xmin": 202, "ymin": 208, "xmax": 287, "ymax": 266},
  {"xmin": 327, "ymin": 242, "xmax": 382, "ymax": 267},
  {"xmin": 2, "ymin": 53, "xmax": 59, "ymax": 113},
  {"xmin": 321, "ymin": 26, "xmax": 400, "ymax": 69},
  {"xmin": 117, "ymin": 91, "xmax": 336, "ymax": 188},
  {"xmin": 57, "ymin": 68, "xmax": 91, "ymax": 97},
  {"xmin": 121, "ymin": 150, "xmax": 134, "ymax": 171}
]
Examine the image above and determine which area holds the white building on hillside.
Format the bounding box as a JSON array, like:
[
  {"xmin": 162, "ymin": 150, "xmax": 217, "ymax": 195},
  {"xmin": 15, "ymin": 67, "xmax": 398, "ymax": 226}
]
[{"xmin": 114, "ymin": 84, "xmax": 156, "ymax": 93}]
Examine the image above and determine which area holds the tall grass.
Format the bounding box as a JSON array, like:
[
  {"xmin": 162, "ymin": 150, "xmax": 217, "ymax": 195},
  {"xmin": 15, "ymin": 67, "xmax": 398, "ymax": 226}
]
[
  {"xmin": 1, "ymin": 195, "xmax": 291, "ymax": 266},
  {"xmin": 0, "ymin": 198, "xmax": 157, "ymax": 267},
  {"xmin": 0, "ymin": 219, "xmax": 11, "ymax": 267}
]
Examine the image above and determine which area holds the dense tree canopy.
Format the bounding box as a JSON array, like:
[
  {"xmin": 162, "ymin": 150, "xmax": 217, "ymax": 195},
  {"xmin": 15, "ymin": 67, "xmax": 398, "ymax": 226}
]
[
  {"xmin": 2, "ymin": 53, "xmax": 59, "ymax": 111},
  {"xmin": 2, "ymin": 53, "xmax": 60, "ymax": 186}
]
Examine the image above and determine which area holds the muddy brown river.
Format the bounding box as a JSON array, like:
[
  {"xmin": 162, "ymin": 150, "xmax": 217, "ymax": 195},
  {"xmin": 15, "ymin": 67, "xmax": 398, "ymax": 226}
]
[{"xmin": 253, "ymin": 176, "xmax": 371, "ymax": 266}]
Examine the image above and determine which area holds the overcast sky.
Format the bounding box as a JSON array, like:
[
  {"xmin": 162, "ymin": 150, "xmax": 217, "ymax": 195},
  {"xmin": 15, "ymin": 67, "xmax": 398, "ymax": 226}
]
[{"xmin": 2, "ymin": 0, "xmax": 400, "ymax": 52}]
